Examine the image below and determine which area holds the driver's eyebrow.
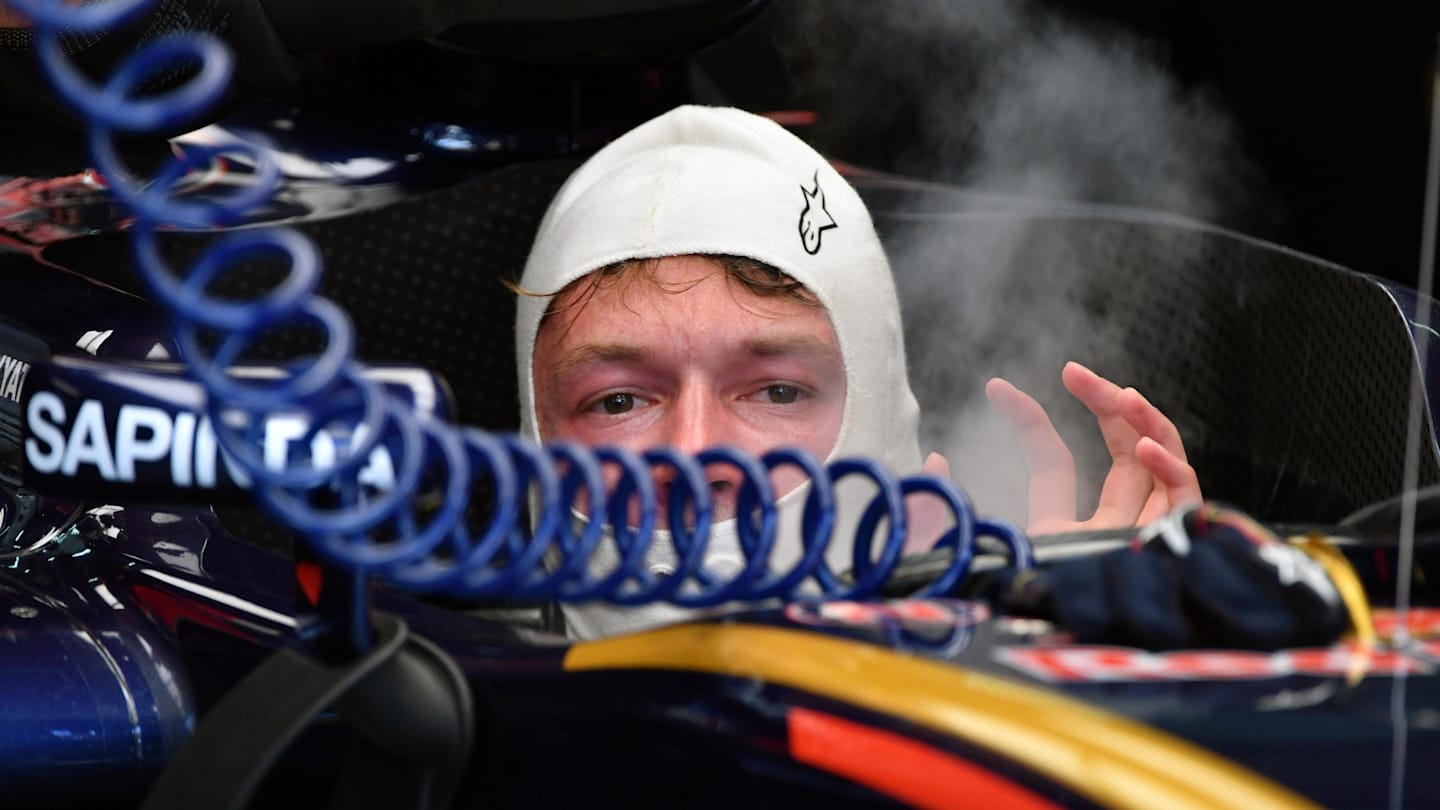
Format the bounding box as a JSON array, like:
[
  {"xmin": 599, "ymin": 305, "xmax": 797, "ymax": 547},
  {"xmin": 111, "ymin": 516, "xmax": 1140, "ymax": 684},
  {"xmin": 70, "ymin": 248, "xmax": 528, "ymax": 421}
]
[
  {"xmin": 741, "ymin": 334, "xmax": 840, "ymax": 360},
  {"xmin": 548, "ymin": 334, "xmax": 839, "ymax": 379},
  {"xmin": 550, "ymin": 343, "xmax": 648, "ymax": 378}
]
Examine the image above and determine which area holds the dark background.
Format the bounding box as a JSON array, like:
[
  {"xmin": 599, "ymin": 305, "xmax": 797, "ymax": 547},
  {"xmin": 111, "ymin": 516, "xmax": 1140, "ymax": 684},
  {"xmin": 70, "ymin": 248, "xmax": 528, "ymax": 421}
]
[
  {"xmin": 695, "ymin": 1, "xmax": 1440, "ymax": 289},
  {"xmin": 2, "ymin": 1, "xmax": 1435, "ymax": 290}
]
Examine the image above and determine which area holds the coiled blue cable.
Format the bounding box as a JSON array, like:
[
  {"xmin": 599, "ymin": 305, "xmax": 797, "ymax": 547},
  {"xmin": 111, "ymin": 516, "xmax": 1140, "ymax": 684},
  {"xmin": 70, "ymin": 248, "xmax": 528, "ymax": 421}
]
[{"xmin": 16, "ymin": 0, "xmax": 1031, "ymax": 610}]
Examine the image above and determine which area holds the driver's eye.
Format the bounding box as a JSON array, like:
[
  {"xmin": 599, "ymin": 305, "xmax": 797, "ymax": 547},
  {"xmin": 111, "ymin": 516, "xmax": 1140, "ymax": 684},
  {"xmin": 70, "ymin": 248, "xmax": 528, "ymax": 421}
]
[
  {"xmin": 601, "ymin": 393, "xmax": 635, "ymax": 414},
  {"xmin": 767, "ymin": 385, "xmax": 799, "ymax": 404}
]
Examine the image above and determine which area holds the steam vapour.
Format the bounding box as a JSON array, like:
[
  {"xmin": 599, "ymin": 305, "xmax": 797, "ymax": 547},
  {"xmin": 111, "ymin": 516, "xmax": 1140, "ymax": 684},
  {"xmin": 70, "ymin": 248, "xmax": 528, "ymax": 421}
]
[{"xmin": 770, "ymin": 0, "xmax": 1267, "ymax": 525}]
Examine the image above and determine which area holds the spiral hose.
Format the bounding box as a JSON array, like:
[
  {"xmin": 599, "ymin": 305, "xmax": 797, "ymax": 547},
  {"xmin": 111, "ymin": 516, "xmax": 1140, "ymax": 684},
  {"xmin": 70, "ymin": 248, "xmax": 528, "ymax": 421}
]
[{"xmin": 14, "ymin": 0, "xmax": 1031, "ymax": 608}]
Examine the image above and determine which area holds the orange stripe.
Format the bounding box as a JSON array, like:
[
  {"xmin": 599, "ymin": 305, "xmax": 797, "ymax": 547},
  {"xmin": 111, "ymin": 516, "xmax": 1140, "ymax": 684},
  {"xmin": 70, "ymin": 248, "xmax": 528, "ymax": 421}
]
[{"xmin": 788, "ymin": 707, "xmax": 1062, "ymax": 810}]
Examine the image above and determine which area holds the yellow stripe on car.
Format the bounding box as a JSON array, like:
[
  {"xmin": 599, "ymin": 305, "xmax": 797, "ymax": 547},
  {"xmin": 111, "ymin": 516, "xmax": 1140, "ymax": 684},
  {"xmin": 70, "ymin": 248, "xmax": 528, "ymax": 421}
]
[{"xmin": 565, "ymin": 624, "xmax": 1319, "ymax": 810}]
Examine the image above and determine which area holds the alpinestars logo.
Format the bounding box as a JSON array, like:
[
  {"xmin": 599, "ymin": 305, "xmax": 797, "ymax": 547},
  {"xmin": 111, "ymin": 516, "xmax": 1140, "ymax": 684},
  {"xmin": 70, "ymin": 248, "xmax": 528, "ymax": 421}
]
[{"xmin": 798, "ymin": 170, "xmax": 837, "ymax": 255}]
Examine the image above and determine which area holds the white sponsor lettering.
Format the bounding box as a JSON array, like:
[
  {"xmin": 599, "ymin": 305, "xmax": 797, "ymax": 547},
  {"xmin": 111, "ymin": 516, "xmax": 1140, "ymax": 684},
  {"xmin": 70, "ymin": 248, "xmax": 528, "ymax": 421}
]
[
  {"xmin": 1257, "ymin": 541, "xmax": 1341, "ymax": 607},
  {"xmin": 76, "ymin": 330, "xmax": 114, "ymax": 356},
  {"xmin": 260, "ymin": 415, "xmax": 393, "ymax": 490},
  {"xmin": 25, "ymin": 391, "xmax": 66, "ymax": 471},
  {"xmin": 114, "ymin": 405, "xmax": 173, "ymax": 480},
  {"xmin": 24, "ymin": 392, "xmax": 395, "ymax": 490},
  {"xmin": 0, "ymin": 354, "xmax": 31, "ymax": 403},
  {"xmin": 61, "ymin": 399, "xmax": 115, "ymax": 479}
]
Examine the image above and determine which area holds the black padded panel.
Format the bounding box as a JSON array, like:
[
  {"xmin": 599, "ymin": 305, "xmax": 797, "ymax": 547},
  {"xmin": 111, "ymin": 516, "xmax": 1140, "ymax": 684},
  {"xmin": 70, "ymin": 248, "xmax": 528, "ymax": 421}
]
[
  {"xmin": 48, "ymin": 166, "xmax": 1440, "ymax": 529},
  {"xmin": 55, "ymin": 157, "xmax": 583, "ymax": 433},
  {"xmin": 876, "ymin": 207, "xmax": 1439, "ymax": 523},
  {"xmin": 259, "ymin": 157, "xmax": 582, "ymax": 430}
]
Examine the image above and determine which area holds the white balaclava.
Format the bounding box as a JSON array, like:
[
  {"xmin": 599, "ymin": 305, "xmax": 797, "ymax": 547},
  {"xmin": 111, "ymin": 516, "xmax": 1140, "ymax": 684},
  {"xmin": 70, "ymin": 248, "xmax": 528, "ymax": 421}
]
[{"xmin": 516, "ymin": 105, "xmax": 922, "ymax": 638}]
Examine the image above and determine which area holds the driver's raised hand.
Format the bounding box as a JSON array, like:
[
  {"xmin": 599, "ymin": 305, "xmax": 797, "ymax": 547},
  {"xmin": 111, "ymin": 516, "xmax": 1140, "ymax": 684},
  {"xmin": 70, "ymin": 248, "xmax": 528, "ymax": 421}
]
[{"xmin": 984, "ymin": 361, "xmax": 1201, "ymax": 535}]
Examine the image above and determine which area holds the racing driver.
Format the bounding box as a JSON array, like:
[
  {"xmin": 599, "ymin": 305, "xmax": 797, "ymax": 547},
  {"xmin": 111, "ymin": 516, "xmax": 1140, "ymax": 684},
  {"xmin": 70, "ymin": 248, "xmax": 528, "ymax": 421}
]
[{"xmin": 515, "ymin": 105, "xmax": 1201, "ymax": 638}]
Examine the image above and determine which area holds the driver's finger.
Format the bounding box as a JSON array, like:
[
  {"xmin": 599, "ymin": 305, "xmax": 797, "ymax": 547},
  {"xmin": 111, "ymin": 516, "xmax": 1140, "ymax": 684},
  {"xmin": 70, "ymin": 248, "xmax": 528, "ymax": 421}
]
[
  {"xmin": 1136, "ymin": 437, "xmax": 1202, "ymax": 505},
  {"xmin": 1061, "ymin": 362, "xmax": 1141, "ymax": 456},
  {"xmin": 903, "ymin": 452, "xmax": 954, "ymax": 554},
  {"xmin": 986, "ymin": 377, "xmax": 1078, "ymax": 526},
  {"xmin": 1130, "ymin": 440, "xmax": 1202, "ymax": 526},
  {"xmin": 1063, "ymin": 362, "xmax": 1153, "ymax": 522},
  {"xmin": 1089, "ymin": 456, "xmax": 1155, "ymax": 527},
  {"xmin": 1118, "ymin": 387, "xmax": 1189, "ymax": 463}
]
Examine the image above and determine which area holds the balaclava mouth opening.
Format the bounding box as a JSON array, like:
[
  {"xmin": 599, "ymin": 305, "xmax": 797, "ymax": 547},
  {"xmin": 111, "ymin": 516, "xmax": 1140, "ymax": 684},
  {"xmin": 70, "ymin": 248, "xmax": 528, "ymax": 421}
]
[{"xmin": 516, "ymin": 104, "xmax": 922, "ymax": 638}]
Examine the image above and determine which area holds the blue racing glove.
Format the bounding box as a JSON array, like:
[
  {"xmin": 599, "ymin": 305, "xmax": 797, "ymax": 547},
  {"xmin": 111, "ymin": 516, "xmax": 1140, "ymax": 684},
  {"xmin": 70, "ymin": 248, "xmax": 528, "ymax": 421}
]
[{"xmin": 988, "ymin": 504, "xmax": 1350, "ymax": 650}]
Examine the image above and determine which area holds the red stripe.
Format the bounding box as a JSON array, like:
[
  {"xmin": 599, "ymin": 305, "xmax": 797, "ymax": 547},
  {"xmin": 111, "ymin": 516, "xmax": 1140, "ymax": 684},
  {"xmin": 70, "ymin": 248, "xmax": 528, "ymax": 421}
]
[
  {"xmin": 131, "ymin": 584, "xmax": 250, "ymax": 639},
  {"xmin": 787, "ymin": 707, "xmax": 1061, "ymax": 810},
  {"xmin": 295, "ymin": 560, "xmax": 323, "ymax": 606}
]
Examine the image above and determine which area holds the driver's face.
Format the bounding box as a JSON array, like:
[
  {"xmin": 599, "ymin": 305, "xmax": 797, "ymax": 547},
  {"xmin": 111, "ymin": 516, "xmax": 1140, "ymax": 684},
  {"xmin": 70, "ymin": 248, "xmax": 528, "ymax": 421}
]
[{"xmin": 532, "ymin": 255, "xmax": 846, "ymax": 521}]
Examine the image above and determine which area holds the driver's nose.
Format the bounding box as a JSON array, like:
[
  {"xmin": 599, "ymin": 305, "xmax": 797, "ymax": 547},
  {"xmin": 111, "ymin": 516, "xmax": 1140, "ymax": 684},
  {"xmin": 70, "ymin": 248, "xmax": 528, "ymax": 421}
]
[
  {"xmin": 664, "ymin": 385, "xmax": 722, "ymax": 457},
  {"xmin": 663, "ymin": 388, "xmax": 745, "ymax": 517}
]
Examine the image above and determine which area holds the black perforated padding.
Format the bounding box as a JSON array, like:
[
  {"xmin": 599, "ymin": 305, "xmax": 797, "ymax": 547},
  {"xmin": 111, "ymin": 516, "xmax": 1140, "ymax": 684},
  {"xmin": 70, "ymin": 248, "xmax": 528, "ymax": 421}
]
[
  {"xmin": 254, "ymin": 158, "xmax": 581, "ymax": 429},
  {"xmin": 879, "ymin": 210, "xmax": 1439, "ymax": 523}
]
